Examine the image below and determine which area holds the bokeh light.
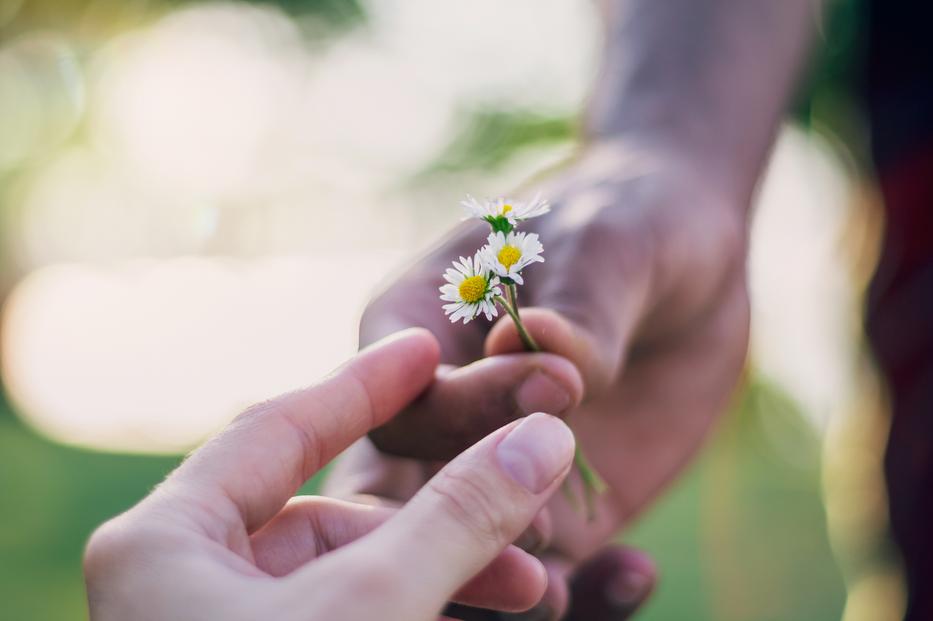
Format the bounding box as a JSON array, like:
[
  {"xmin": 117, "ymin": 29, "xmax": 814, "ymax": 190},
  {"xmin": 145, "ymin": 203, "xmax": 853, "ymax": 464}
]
[
  {"xmin": 1, "ymin": 253, "xmax": 402, "ymax": 453},
  {"xmin": 0, "ymin": 33, "xmax": 83, "ymax": 172}
]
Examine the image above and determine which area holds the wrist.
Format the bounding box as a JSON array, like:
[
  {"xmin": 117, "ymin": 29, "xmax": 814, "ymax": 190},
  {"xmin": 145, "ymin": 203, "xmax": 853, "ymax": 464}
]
[
  {"xmin": 576, "ymin": 131, "xmax": 755, "ymax": 215},
  {"xmin": 583, "ymin": 0, "xmax": 815, "ymax": 207}
]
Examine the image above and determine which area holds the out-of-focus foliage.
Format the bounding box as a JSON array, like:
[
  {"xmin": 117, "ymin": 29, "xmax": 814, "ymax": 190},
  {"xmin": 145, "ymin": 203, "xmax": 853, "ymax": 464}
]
[
  {"xmin": 247, "ymin": 0, "xmax": 363, "ymax": 22},
  {"xmin": 793, "ymin": 0, "xmax": 869, "ymax": 167},
  {"xmin": 0, "ymin": 402, "xmax": 179, "ymax": 619},
  {"xmin": 629, "ymin": 378, "xmax": 846, "ymax": 621},
  {"xmin": 418, "ymin": 110, "xmax": 575, "ymax": 177},
  {"xmin": 1, "ymin": 0, "xmax": 363, "ymax": 35}
]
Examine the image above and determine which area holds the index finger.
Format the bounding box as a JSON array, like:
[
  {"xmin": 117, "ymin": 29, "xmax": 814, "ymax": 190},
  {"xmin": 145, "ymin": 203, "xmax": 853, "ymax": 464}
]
[{"xmin": 163, "ymin": 328, "xmax": 440, "ymax": 532}]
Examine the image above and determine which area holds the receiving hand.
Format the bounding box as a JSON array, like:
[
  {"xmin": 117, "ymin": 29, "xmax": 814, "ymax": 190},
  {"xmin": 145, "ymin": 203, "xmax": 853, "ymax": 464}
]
[{"xmin": 84, "ymin": 329, "xmax": 578, "ymax": 621}]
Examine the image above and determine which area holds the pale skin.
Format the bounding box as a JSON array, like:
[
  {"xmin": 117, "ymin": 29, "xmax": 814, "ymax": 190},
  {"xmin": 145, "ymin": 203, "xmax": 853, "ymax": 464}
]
[
  {"xmin": 326, "ymin": 0, "xmax": 819, "ymax": 619},
  {"xmin": 84, "ymin": 330, "xmax": 582, "ymax": 621}
]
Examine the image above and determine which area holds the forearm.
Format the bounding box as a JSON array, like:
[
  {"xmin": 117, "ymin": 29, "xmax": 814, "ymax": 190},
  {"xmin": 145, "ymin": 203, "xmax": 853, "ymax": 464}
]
[{"xmin": 587, "ymin": 0, "xmax": 819, "ymax": 204}]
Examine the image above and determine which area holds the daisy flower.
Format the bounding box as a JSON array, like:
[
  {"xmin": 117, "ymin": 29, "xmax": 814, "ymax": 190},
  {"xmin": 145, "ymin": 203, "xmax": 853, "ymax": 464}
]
[
  {"xmin": 439, "ymin": 252, "xmax": 502, "ymax": 324},
  {"xmin": 481, "ymin": 230, "xmax": 544, "ymax": 285},
  {"xmin": 460, "ymin": 194, "xmax": 550, "ymax": 232}
]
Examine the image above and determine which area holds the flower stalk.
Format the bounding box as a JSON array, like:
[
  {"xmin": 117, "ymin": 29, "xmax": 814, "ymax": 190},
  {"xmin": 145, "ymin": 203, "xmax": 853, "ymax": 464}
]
[
  {"xmin": 493, "ymin": 293, "xmax": 539, "ymax": 352},
  {"xmin": 440, "ymin": 193, "xmax": 607, "ymax": 520},
  {"xmin": 493, "ymin": 287, "xmax": 606, "ymax": 521}
]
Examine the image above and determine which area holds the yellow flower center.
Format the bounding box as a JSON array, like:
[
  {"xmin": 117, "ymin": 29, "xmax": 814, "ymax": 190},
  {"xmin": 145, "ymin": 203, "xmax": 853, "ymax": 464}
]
[
  {"xmin": 497, "ymin": 245, "xmax": 522, "ymax": 270},
  {"xmin": 501, "ymin": 204, "xmax": 512, "ymax": 214},
  {"xmin": 458, "ymin": 275, "xmax": 487, "ymax": 303}
]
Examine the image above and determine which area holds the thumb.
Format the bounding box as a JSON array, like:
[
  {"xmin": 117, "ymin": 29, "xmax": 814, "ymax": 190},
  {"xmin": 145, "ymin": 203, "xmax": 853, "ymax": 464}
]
[
  {"xmin": 323, "ymin": 413, "xmax": 576, "ymax": 620},
  {"xmin": 485, "ymin": 307, "xmax": 625, "ymax": 396}
]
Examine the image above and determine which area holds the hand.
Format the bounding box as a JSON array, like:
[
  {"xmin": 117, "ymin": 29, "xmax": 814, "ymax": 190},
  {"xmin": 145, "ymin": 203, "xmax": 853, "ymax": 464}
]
[
  {"xmin": 84, "ymin": 329, "xmax": 579, "ymax": 621},
  {"xmin": 329, "ymin": 139, "xmax": 750, "ymax": 619}
]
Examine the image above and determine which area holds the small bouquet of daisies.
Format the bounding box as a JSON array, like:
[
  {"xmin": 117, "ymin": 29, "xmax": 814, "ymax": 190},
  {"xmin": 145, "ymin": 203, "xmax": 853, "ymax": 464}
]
[{"xmin": 440, "ymin": 194, "xmax": 606, "ymax": 518}]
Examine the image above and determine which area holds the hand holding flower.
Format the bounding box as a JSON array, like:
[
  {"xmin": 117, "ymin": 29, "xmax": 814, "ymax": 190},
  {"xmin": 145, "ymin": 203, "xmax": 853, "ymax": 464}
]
[
  {"xmin": 337, "ymin": 141, "xmax": 749, "ymax": 619},
  {"xmin": 437, "ymin": 194, "xmax": 606, "ymax": 517}
]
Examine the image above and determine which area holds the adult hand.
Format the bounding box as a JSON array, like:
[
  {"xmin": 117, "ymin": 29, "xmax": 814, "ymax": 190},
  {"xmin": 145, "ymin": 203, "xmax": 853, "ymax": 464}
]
[
  {"xmin": 84, "ymin": 329, "xmax": 578, "ymax": 621},
  {"xmin": 329, "ymin": 138, "xmax": 751, "ymax": 619}
]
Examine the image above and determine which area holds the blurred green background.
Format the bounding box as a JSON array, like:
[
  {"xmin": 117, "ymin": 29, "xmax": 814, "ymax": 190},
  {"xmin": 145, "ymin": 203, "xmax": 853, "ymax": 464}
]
[{"xmin": 0, "ymin": 0, "xmax": 902, "ymax": 619}]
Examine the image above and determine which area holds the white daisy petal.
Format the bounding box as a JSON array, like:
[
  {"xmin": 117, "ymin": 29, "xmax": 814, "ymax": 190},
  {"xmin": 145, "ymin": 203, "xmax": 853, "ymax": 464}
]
[
  {"xmin": 459, "ymin": 194, "xmax": 549, "ymax": 227},
  {"xmin": 481, "ymin": 229, "xmax": 545, "ymax": 283},
  {"xmin": 460, "ymin": 195, "xmax": 490, "ymax": 220},
  {"xmin": 511, "ymin": 193, "xmax": 551, "ymax": 221},
  {"xmin": 439, "ymin": 249, "xmax": 501, "ymax": 324},
  {"xmin": 443, "ymin": 194, "xmax": 549, "ymax": 324}
]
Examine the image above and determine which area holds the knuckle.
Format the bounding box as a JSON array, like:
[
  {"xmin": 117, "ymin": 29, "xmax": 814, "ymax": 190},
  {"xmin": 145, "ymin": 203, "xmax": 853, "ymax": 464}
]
[
  {"xmin": 233, "ymin": 396, "xmax": 324, "ymax": 480},
  {"xmin": 83, "ymin": 518, "xmax": 134, "ymax": 578},
  {"xmin": 552, "ymin": 201, "xmax": 655, "ymax": 294},
  {"xmin": 428, "ymin": 469, "xmax": 509, "ymax": 547},
  {"xmin": 226, "ymin": 399, "xmax": 274, "ymax": 436},
  {"xmin": 231, "ymin": 397, "xmax": 279, "ymax": 427}
]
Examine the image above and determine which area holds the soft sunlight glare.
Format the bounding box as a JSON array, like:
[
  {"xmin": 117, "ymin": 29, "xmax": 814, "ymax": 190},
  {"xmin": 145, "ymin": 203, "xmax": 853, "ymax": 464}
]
[
  {"xmin": 1, "ymin": 254, "xmax": 402, "ymax": 453},
  {"xmin": 13, "ymin": 147, "xmax": 162, "ymax": 267},
  {"xmin": 297, "ymin": 37, "xmax": 455, "ymax": 184},
  {"xmin": 91, "ymin": 4, "xmax": 307, "ymax": 201},
  {"xmin": 0, "ymin": 33, "xmax": 83, "ymax": 172},
  {"xmin": 366, "ymin": 0, "xmax": 600, "ymax": 112},
  {"xmin": 750, "ymin": 126, "xmax": 860, "ymax": 429}
]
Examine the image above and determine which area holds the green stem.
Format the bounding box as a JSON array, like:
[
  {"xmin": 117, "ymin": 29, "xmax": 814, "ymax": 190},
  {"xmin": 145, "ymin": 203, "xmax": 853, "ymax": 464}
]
[
  {"xmin": 493, "ymin": 289, "xmax": 608, "ymax": 521},
  {"xmin": 507, "ymin": 282, "xmax": 520, "ymax": 311},
  {"xmin": 493, "ymin": 294, "xmax": 539, "ymax": 351},
  {"xmin": 575, "ymin": 445, "xmax": 608, "ymax": 520},
  {"xmin": 505, "ymin": 281, "xmax": 517, "ymax": 309}
]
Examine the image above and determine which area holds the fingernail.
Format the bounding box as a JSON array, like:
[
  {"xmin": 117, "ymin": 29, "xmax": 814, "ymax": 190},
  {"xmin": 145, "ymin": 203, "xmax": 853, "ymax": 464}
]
[
  {"xmin": 605, "ymin": 569, "xmax": 652, "ymax": 610},
  {"xmin": 497, "ymin": 413, "xmax": 575, "ymax": 493},
  {"xmin": 515, "ymin": 371, "xmax": 572, "ymax": 416}
]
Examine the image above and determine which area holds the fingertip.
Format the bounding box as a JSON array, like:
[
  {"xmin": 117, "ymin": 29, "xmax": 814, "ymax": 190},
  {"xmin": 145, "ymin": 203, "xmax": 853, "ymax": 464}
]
[
  {"xmin": 484, "ymin": 557, "xmax": 570, "ymax": 621},
  {"xmin": 486, "ymin": 307, "xmax": 613, "ymax": 395},
  {"xmin": 615, "ymin": 547, "xmax": 657, "ymax": 581},
  {"xmin": 565, "ymin": 545, "xmax": 657, "ymax": 621},
  {"xmin": 486, "ymin": 308, "xmax": 576, "ymax": 358},
  {"xmin": 495, "ymin": 413, "xmax": 575, "ymax": 494},
  {"xmin": 505, "ymin": 548, "xmax": 550, "ymax": 613},
  {"xmin": 515, "ymin": 356, "xmax": 585, "ymax": 417},
  {"xmin": 362, "ymin": 327, "xmax": 441, "ymax": 385},
  {"xmin": 351, "ymin": 328, "xmax": 441, "ymax": 426},
  {"xmin": 512, "ymin": 547, "xmax": 550, "ymax": 613},
  {"xmin": 530, "ymin": 554, "xmax": 550, "ymax": 611},
  {"xmin": 404, "ymin": 326, "xmax": 443, "ymax": 368},
  {"xmin": 368, "ymin": 352, "xmax": 581, "ymax": 460},
  {"xmin": 452, "ymin": 546, "xmax": 549, "ymax": 612},
  {"xmin": 367, "ymin": 326, "xmax": 442, "ymax": 367},
  {"xmin": 536, "ymin": 558, "xmax": 572, "ymax": 621},
  {"xmin": 604, "ymin": 548, "xmax": 657, "ymax": 610}
]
